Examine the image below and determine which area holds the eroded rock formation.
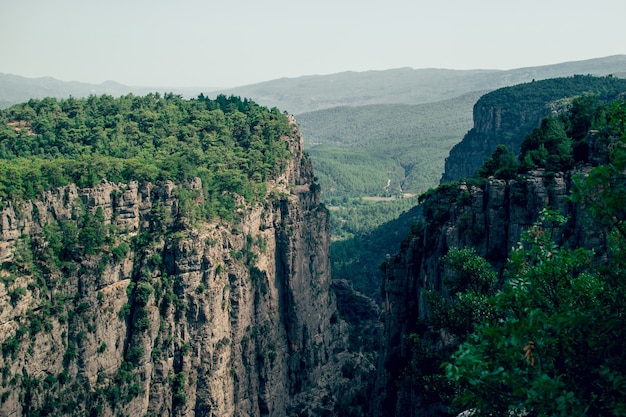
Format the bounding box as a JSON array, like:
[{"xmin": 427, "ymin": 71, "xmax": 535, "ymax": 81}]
[
  {"xmin": 374, "ymin": 164, "xmax": 606, "ymax": 417},
  {"xmin": 0, "ymin": 119, "xmax": 363, "ymax": 417}
]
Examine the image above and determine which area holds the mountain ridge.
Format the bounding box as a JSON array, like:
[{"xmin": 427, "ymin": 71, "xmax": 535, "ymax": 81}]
[
  {"xmin": 218, "ymin": 54, "xmax": 626, "ymax": 113},
  {"xmin": 2, "ymin": 55, "xmax": 625, "ymax": 113}
]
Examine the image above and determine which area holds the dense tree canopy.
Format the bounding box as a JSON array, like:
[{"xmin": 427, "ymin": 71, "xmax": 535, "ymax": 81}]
[
  {"xmin": 0, "ymin": 93, "xmax": 293, "ymax": 218},
  {"xmin": 398, "ymin": 95, "xmax": 626, "ymax": 416},
  {"xmin": 444, "ymin": 96, "xmax": 626, "ymax": 416},
  {"xmin": 476, "ymin": 94, "xmax": 626, "ymax": 179}
]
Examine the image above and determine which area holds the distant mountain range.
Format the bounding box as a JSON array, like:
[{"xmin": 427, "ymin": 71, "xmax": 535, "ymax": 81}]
[
  {"xmin": 0, "ymin": 74, "xmax": 219, "ymax": 110},
  {"xmin": 2, "ymin": 55, "xmax": 625, "ymax": 113},
  {"xmin": 217, "ymin": 55, "xmax": 626, "ymax": 114}
]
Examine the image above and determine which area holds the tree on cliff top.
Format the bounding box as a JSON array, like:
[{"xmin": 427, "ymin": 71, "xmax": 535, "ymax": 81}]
[
  {"xmin": 445, "ymin": 98, "xmax": 626, "ymax": 416},
  {"xmin": 0, "ymin": 93, "xmax": 293, "ymax": 218}
]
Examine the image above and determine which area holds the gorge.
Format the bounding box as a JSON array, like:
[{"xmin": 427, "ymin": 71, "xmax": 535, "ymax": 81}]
[
  {"xmin": 0, "ymin": 75, "xmax": 625, "ymax": 416},
  {"xmin": 0, "ymin": 97, "xmax": 374, "ymax": 416}
]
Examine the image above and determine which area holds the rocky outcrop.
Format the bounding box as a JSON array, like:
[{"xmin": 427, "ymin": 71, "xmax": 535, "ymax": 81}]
[
  {"xmin": 0, "ymin": 119, "xmax": 362, "ymax": 417},
  {"xmin": 440, "ymin": 95, "xmax": 558, "ymax": 184},
  {"xmin": 441, "ymin": 75, "xmax": 626, "ymax": 183},
  {"xmin": 374, "ymin": 164, "xmax": 606, "ymax": 417}
]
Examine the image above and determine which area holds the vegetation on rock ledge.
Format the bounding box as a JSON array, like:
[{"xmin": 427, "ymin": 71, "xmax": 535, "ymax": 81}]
[
  {"xmin": 404, "ymin": 96, "xmax": 626, "ymax": 416},
  {"xmin": 0, "ymin": 93, "xmax": 293, "ymax": 218}
]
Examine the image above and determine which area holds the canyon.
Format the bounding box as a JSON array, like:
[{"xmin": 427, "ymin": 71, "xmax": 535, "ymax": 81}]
[{"xmin": 0, "ymin": 117, "xmax": 373, "ymax": 416}]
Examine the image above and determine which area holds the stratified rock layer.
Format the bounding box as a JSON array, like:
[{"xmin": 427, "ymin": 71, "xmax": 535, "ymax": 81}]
[
  {"xmin": 0, "ymin": 118, "xmax": 354, "ymax": 417},
  {"xmin": 374, "ymin": 165, "xmax": 605, "ymax": 417}
]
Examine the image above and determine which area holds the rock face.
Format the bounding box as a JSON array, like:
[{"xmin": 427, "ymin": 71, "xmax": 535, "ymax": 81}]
[
  {"xmin": 441, "ymin": 75, "xmax": 626, "ymax": 183},
  {"xmin": 373, "ymin": 165, "xmax": 605, "ymax": 417},
  {"xmin": 440, "ymin": 104, "xmax": 550, "ymax": 184},
  {"xmin": 0, "ymin": 119, "xmax": 354, "ymax": 416}
]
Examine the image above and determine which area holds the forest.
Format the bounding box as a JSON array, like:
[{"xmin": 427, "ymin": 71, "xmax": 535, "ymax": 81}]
[
  {"xmin": 0, "ymin": 93, "xmax": 293, "ymax": 220},
  {"xmin": 401, "ymin": 94, "xmax": 626, "ymax": 416},
  {"xmin": 330, "ymin": 75, "xmax": 626, "ymax": 302}
]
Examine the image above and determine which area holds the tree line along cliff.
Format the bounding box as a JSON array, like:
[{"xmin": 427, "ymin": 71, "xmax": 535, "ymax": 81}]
[
  {"xmin": 376, "ymin": 89, "xmax": 626, "ymax": 416},
  {"xmin": 0, "ymin": 93, "xmax": 293, "ymax": 216},
  {"xmin": 0, "ymin": 94, "xmax": 377, "ymax": 416},
  {"xmin": 441, "ymin": 74, "xmax": 626, "ymax": 183}
]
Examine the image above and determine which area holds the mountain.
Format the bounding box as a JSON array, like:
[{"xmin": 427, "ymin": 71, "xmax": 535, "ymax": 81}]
[
  {"xmin": 0, "ymin": 74, "xmax": 141, "ymax": 109},
  {"xmin": 218, "ymin": 55, "xmax": 626, "ymax": 114},
  {"xmin": 3, "ymin": 57, "xmax": 625, "ymax": 215},
  {"xmin": 441, "ymin": 74, "xmax": 626, "ymax": 183},
  {"xmin": 0, "ymin": 94, "xmax": 375, "ymax": 416},
  {"xmin": 0, "ymin": 73, "xmax": 219, "ymax": 109}
]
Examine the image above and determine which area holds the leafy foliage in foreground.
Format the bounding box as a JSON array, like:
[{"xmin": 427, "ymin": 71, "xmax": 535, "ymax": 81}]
[
  {"xmin": 395, "ymin": 96, "xmax": 626, "ymax": 416},
  {"xmin": 446, "ymin": 207, "xmax": 626, "ymax": 416},
  {"xmin": 0, "ymin": 93, "xmax": 292, "ymax": 218},
  {"xmin": 440, "ymin": 97, "xmax": 626, "ymax": 416}
]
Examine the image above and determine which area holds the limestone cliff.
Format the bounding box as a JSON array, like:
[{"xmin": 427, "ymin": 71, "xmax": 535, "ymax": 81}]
[
  {"xmin": 441, "ymin": 75, "xmax": 626, "ymax": 183},
  {"xmin": 373, "ymin": 163, "xmax": 606, "ymax": 417},
  {"xmin": 0, "ymin": 118, "xmax": 357, "ymax": 417}
]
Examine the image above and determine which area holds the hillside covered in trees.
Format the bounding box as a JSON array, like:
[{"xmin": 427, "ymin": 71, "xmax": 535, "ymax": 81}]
[
  {"xmin": 442, "ymin": 75, "xmax": 626, "ymax": 182},
  {"xmin": 377, "ymin": 92, "xmax": 626, "ymax": 417},
  {"xmin": 0, "ymin": 93, "xmax": 364, "ymax": 417},
  {"xmin": 0, "ymin": 93, "xmax": 293, "ymax": 219}
]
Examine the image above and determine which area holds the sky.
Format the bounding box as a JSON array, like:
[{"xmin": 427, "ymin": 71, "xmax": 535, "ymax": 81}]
[{"xmin": 1, "ymin": 0, "xmax": 625, "ymax": 88}]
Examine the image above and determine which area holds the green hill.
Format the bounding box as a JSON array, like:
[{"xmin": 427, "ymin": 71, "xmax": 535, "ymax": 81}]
[
  {"xmin": 0, "ymin": 93, "xmax": 292, "ymax": 219},
  {"xmin": 297, "ymin": 92, "xmax": 482, "ymax": 203}
]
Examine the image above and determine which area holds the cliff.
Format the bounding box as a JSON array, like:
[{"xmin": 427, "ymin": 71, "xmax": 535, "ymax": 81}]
[
  {"xmin": 375, "ymin": 163, "xmax": 611, "ymax": 416},
  {"xmin": 441, "ymin": 75, "xmax": 626, "ymax": 183},
  {"xmin": 0, "ymin": 117, "xmax": 363, "ymax": 417}
]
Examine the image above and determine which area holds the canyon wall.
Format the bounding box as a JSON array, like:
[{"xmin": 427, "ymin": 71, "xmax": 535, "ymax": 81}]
[
  {"xmin": 374, "ymin": 163, "xmax": 606, "ymax": 417},
  {"xmin": 0, "ymin": 120, "xmax": 360, "ymax": 417},
  {"xmin": 441, "ymin": 75, "xmax": 626, "ymax": 183}
]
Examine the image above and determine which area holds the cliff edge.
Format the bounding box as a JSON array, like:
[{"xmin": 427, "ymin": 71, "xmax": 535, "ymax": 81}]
[{"xmin": 0, "ymin": 115, "xmax": 358, "ymax": 417}]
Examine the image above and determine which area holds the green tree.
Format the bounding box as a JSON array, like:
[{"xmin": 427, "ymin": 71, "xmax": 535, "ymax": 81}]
[
  {"xmin": 58, "ymin": 220, "xmax": 79, "ymax": 261},
  {"xmin": 476, "ymin": 144, "xmax": 520, "ymax": 180},
  {"xmin": 444, "ymin": 99, "xmax": 626, "ymax": 416},
  {"xmin": 399, "ymin": 247, "xmax": 499, "ymax": 412},
  {"xmin": 446, "ymin": 205, "xmax": 626, "ymax": 417},
  {"xmin": 79, "ymin": 206, "xmax": 106, "ymax": 255},
  {"xmin": 520, "ymin": 117, "xmax": 574, "ymax": 172},
  {"xmin": 424, "ymin": 247, "xmax": 497, "ymax": 337}
]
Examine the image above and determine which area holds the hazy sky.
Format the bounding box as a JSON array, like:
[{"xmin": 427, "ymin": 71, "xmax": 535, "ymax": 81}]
[{"xmin": 1, "ymin": 0, "xmax": 625, "ymax": 88}]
